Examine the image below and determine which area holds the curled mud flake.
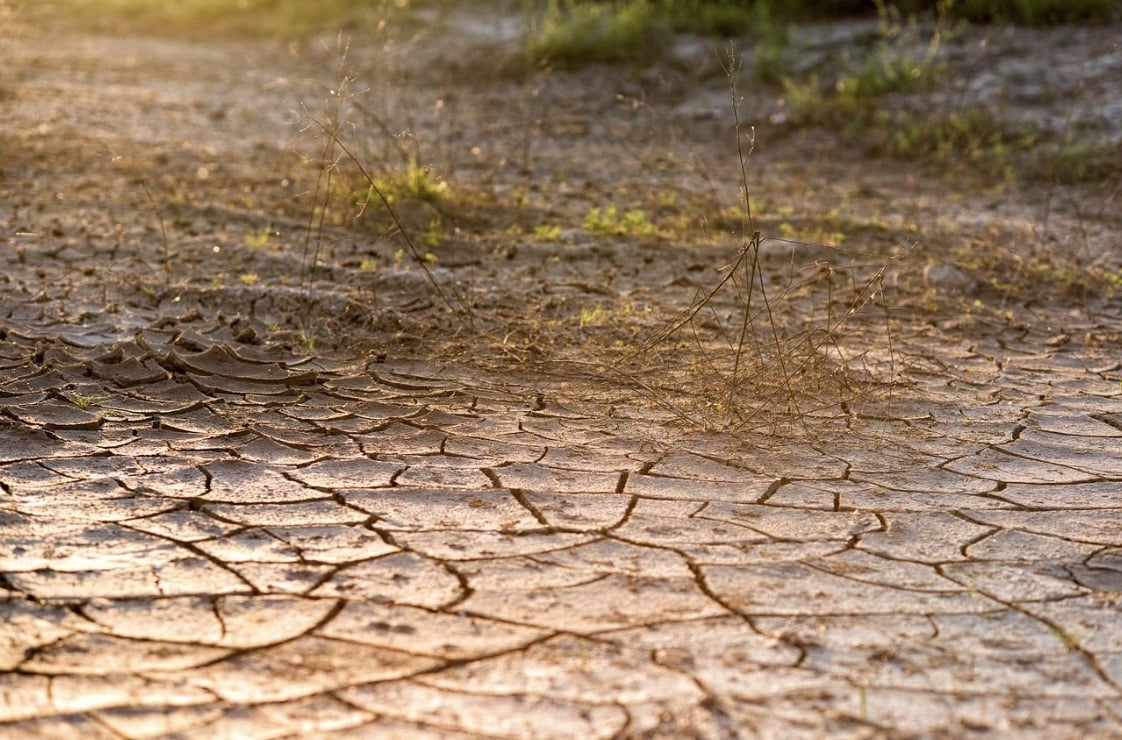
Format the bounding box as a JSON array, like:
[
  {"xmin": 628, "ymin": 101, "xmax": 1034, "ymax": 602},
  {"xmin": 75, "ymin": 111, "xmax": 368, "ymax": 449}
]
[
  {"xmin": 7, "ymin": 399, "xmax": 102, "ymax": 431},
  {"xmin": 88, "ymin": 357, "xmax": 170, "ymax": 387},
  {"xmin": 171, "ymin": 345, "xmax": 291, "ymax": 383}
]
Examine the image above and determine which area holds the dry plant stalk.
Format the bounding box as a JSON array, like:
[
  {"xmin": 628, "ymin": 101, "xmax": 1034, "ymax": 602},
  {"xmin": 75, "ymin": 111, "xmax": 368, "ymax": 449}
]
[
  {"xmin": 612, "ymin": 47, "xmax": 896, "ymax": 434},
  {"xmin": 299, "ymin": 36, "xmax": 474, "ymax": 327}
]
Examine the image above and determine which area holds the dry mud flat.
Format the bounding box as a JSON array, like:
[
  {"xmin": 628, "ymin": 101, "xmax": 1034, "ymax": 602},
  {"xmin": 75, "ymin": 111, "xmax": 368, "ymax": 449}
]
[{"xmin": 2, "ymin": 4, "xmax": 1122, "ymax": 738}]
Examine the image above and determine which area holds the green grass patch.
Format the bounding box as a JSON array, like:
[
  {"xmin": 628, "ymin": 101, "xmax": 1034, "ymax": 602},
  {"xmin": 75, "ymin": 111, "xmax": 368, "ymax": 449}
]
[{"xmin": 522, "ymin": 0, "xmax": 772, "ymax": 66}]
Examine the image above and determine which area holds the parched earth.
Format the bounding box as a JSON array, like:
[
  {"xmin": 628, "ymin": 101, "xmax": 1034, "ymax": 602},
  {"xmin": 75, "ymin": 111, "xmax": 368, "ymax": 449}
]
[{"xmin": 2, "ymin": 3, "xmax": 1122, "ymax": 737}]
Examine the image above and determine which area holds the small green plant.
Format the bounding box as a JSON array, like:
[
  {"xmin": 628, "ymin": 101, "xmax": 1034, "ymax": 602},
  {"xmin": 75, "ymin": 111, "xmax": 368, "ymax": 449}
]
[
  {"xmin": 244, "ymin": 227, "xmax": 275, "ymax": 250},
  {"xmin": 582, "ymin": 204, "xmax": 657, "ymax": 238},
  {"xmin": 65, "ymin": 391, "xmax": 107, "ymax": 410},
  {"xmin": 531, "ymin": 223, "xmax": 564, "ymax": 241},
  {"xmin": 353, "ymin": 158, "xmax": 449, "ymax": 207}
]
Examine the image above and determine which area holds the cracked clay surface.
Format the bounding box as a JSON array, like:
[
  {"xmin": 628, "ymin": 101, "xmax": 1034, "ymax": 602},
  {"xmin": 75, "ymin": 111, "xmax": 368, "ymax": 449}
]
[{"xmin": 3, "ymin": 4, "xmax": 1122, "ymax": 738}]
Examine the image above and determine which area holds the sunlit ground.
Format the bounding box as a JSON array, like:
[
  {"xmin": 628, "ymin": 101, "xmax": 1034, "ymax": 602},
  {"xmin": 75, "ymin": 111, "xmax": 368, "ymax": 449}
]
[{"xmin": 44, "ymin": 0, "xmax": 422, "ymax": 37}]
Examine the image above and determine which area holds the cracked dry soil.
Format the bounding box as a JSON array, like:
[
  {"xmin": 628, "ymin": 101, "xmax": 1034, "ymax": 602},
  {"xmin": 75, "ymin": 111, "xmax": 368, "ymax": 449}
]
[{"xmin": 2, "ymin": 3, "xmax": 1122, "ymax": 738}]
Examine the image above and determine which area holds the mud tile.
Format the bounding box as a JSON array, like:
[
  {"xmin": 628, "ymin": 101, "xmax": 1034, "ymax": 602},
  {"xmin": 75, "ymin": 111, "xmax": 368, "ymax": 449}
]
[
  {"xmin": 6, "ymin": 399, "xmax": 101, "ymax": 430},
  {"xmin": 0, "ymin": 673, "xmax": 53, "ymax": 723},
  {"xmin": 966, "ymin": 528, "xmax": 1102, "ymax": 561},
  {"xmin": 994, "ymin": 480, "xmax": 1122, "ymax": 509},
  {"xmin": 864, "ymin": 625, "xmax": 1114, "ymax": 701},
  {"xmin": 522, "ymin": 491, "xmax": 632, "ymax": 530},
  {"xmin": 89, "ymin": 356, "xmax": 168, "ymax": 386},
  {"xmin": 680, "ymin": 540, "xmax": 844, "ymax": 566},
  {"xmin": 625, "ymin": 474, "xmax": 768, "ymax": 502},
  {"xmin": 814, "ymin": 548, "xmax": 956, "ymax": 592},
  {"xmin": 749, "ymin": 447, "xmax": 852, "ymax": 480},
  {"xmin": 289, "ymin": 458, "xmax": 401, "ymax": 489},
  {"xmin": 1020, "ymin": 596, "xmax": 1122, "ymax": 655},
  {"xmin": 516, "ymin": 417, "xmax": 618, "ymax": 444},
  {"xmin": 1027, "ymin": 409, "xmax": 1122, "ymax": 437},
  {"xmin": 168, "ymin": 430, "xmax": 257, "ymax": 452},
  {"xmin": 202, "ymin": 459, "xmax": 322, "ymax": 504},
  {"xmin": 841, "ymin": 486, "xmax": 1015, "ymax": 512},
  {"xmin": 41, "ymin": 453, "xmax": 145, "ymax": 480},
  {"xmin": 172, "ymin": 345, "xmax": 292, "ymax": 382},
  {"xmin": 755, "ymin": 613, "xmax": 936, "ymax": 673},
  {"xmin": 0, "ymin": 390, "xmax": 52, "ymax": 411},
  {"xmin": 610, "ymin": 502, "xmax": 767, "ymax": 549},
  {"xmin": 123, "ymin": 509, "xmax": 241, "ymax": 542},
  {"xmin": 355, "ymin": 423, "xmax": 446, "ymax": 455},
  {"xmin": 312, "ymin": 414, "xmax": 383, "ymax": 435},
  {"xmin": 230, "ymin": 562, "xmax": 337, "ymax": 595},
  {"xmin": 252, "ymin": 693, "xmax": 375, "ymax": 735},
  {"xmin": 0, "ymin": 716, "xmax": 117, "ymax": 739},
  {"xmin": 0, "ymin": 460, "xmax": 74, "ymax": 493},
  {"xmin": 320, "ymin": 602, "xmax": 547, "ymax": 661},
  {"xmin": 858, "ymin": 512, "xmax": 995, "ymax": 563},
  {"xmin": 188, "ymin": 636, "xmax": 442, "ymax": 703},
  {"xmin": 40, "ymin": 670, "xmax": 218, "ymax": 721},
  {"xmin": 392, "ymin": 529, "xmax": 597, "ymax": 561},
  {"xmin": 1002, "ymin": 433, "xmax": 1122, "ymax": 477},
  {"xmin": 1086, "ymin": 548, "xmax": 1122, "ymax": 573},
  {"xmin": 456, "ymin": 555, "xmax": 608, "ymax": 594},
  {"xmin": 276, "ymin": 394, "xmax": 350, "ymax": 421},
  {"xmin": 270, "ymin": 423, "xmax": 364, "ymax": 452},
  {"xmin": 8, "ymin": 557, "xmax": 250, "ymax": 600},
  {"xmin": 79, "ymin": 596, "xmax": 226, "ymax": 644},
  {"xmin": 158, "ymin": 406, "xmax": 242, "ymax": 435},
  {"xmin": 338, "ymin": 680, "xmax": 627, "ymax": 740},
  {"xmin": 22, "ymin": 632, "xmax": 232, "ymax": 674},
  {"xmin": 133, "ymin": 463, "xmax": 210, "ymax": 498},
  {"xmin": 408, "ymin": 408, "xmax": 478, "ymax": 428},
  {"xmin": 0, "ymin": 519, "xmax": 183, "ymax": 571},
  {"xmin": 849, "ymin": 466, "xmax": 999, "ymax": 494},
  {"xmin": 195, "ymin": 528, "xmax": 302, "ymax": 564},
  {"xmin": 604, "ymin": 617, "xmax": 801, "ymax": 695},
  {"xmin": 465, "ymin": 572, "xmax": 725, "ymax": 632},
  {"xmin": 233, "ymin": 436, "xmax": 320, "ymax": 465},
  {"xmin": 944, "ymin": 447, "xmax": 1096, "ymax": 484},
  {"xmin": 965, "ymin": 509, "xmax": 1122, "ymax": 546},
  {"xmin": 391, "ymin": 464, "xmax": 493, "ymax": 489},
  {"xmin": 202, "ymin": 500, "xmax": 369, "ymax": 527},
  {"xmin": 942, "ymin": 560, "xmax": 1087, "ymax": 601},
  {"xmin": 266, "ymin": 524, "xmax": 397, "ymax": 564},
  {"xmin": 490, "ymin": 462, "xmax": 622, "ymax": 493},
  {"xmin": 345, "ymin": 399, "xmax": 421, "ymax": 421},
  {"xmin": 92, "ymin": 704, "xmax": 228, "ymax": 738},
  {"xmin": 423, "ymin": 634, "xmax": 703, "ymax": 706},
  {"xmin": 344, "ymin": 489, "xmax": 539, "ymax": 532},
  {"xmin": 697, "ymin": 502, "xmax": 882, "ymax": 542},
  {"xmin": 763, "ymin": 480, "xmax": 848, "ymax": 509},
  {"xmin": 704, "ymin": 561, "xmax": 1000, "ymax": 615},
  {"xmin": 14, "ymin": 479, "xmax": 173, "ymax": 520},
  {"xmin": 440, "ymin": 434, "xmax": 544, "ymax": 464},
  {"xmin": 534, "ymin": 445, "xmax": 639, "ymax": 472},
  {"xmin": 0, "ymin": 601, "xmax": 76, "ymax": 671},
  {"xmin": 185, "ymin": 371, "xmax": 296, "ymax": 396},
  {"xmin": 646, "ymin": 451, "xmax": 762, "ymax": 481},
  {"xmin": 312, "ymin": 552, "xmax": 463, "ymax": 607},
  {"xmin": 127, "ymin": 378, "xmax": 212, "ymax": 405}
]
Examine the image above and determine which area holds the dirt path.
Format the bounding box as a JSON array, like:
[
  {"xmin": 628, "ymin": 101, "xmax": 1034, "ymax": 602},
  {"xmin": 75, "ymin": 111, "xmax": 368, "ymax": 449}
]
[{"xmin": 2, "ymin": 4, "xmax": 1122, "ymax": 737}]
